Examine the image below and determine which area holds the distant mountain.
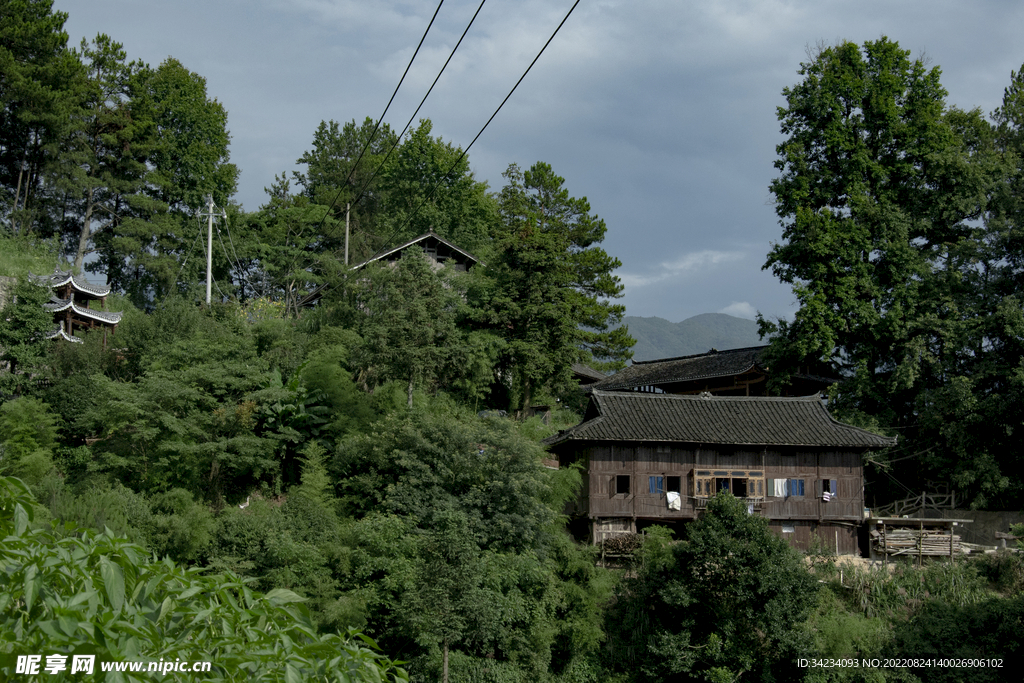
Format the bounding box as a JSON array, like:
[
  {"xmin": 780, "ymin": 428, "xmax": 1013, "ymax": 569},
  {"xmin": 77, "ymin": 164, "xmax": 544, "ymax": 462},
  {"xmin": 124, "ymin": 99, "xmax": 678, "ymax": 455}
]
[{"xmin": 619, "ymin": 313, "xmax": 764, "ymax": 362}]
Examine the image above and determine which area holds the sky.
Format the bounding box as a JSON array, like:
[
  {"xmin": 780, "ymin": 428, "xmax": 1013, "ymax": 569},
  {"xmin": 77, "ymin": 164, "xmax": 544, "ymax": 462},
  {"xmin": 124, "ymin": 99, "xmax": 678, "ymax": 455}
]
[{"xmin": 55, "ymin": 0, "xmax": 1024, "ymax": 324}]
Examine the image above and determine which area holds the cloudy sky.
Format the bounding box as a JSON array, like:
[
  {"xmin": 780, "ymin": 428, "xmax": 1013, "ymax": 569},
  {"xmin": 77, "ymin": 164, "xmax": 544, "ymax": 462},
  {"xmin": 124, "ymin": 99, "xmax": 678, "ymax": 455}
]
[{"xmin": 56, "ymin": 0, "xmax": 1024, "ymax": 324}]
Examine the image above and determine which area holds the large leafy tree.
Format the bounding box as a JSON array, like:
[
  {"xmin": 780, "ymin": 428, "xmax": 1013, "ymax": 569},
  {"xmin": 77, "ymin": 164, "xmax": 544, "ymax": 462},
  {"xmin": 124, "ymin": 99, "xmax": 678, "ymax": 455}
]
[
  {"xmin": 480, "ymin": 161, "xmax": 633, "ymax": 411},
  {"xmin": 0, "ymin": 0, "xmax": 84, "ymax": 238},
  {"xmin": 607, "ymin": 494, "xmax": 817, "ymax": 682},
  {"xmin": 377, "ymin": 119, "xmax": 496, "ymax": 253},
  {"xmin": 68, "ymin": 34, "xmax": 154, "ymax": 274},
  {"xmin": 351, "ymin": 254, "xmax": 500, "ymax": 407},
  {"xmin": 294, "ymin": 117, "xmax": 396, "ymax": 264},
  {"xmin": 0, "ymin": 278, "xmax": 54, "ymax": 390},
  {"xmin": 94, "ymin": 57, "xmax": 238, "ymax": 302},
  {"xmin": 240, "ymin": 175, "xmax": 342, "ymax": 315},
  {"xmin": 760, "ymin": 37, "xmax": 1012, "ymax": 506}
]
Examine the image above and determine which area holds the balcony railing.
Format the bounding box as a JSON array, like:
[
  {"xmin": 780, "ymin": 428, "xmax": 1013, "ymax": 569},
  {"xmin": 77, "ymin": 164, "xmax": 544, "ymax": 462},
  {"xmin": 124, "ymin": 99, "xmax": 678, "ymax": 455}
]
[{"xmin": 695, "ymin": 496, "xmax": 765, "ymax": 510}]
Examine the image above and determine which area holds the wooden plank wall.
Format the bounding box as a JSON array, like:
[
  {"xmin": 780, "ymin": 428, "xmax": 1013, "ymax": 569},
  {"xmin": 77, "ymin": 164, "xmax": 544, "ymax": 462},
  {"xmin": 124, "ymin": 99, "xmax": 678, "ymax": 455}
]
[
  {"xmin": 768, "ymin": 521, "xmax": 860, "ymax": 555},
  {"xmin": 581, "ymin": 444, "xmax": 864, "ymax": 522},
  {"xmin": 587, "ymin": 444, "xmax": 698, "ymax": 519}
]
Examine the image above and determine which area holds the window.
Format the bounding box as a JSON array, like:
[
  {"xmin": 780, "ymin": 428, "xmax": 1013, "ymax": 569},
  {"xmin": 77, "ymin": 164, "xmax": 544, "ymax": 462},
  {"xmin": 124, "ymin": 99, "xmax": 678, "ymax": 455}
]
[
  {"xmin": 767, "ymin": 478, "xmax": 805, "ymax": 497},
  {"xmin": 648, "ymin": 476, "xmax": 664, "ymax": 494},
  {"xmin": 666, "ymin": 476, "xmax": 681, "ymax": 493},
  {"xmin": 820, "ymin": 479, "xmax": 838, "ymax": 501},
  {"xmin": 616, "ymin": 475, "xmax": 631, "ymax": 495},
  {"xmin": 694, "ymin": 470, "xmax": 764, "ymax": 499}
]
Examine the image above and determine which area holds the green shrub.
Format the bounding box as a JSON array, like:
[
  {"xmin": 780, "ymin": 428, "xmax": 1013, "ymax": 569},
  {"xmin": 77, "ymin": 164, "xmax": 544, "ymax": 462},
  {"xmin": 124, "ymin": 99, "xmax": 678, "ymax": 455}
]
[
  {"xmin": 0, "ymin": 475, "xmax": 408, "ymax": 682},
  {"xmin": 0, "ymin": 397, "xmax": 58, "ymax": 484}
]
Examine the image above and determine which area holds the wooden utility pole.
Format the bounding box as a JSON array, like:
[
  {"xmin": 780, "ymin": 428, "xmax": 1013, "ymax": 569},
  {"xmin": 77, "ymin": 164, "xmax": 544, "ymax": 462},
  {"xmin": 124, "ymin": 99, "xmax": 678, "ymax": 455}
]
[{"xmin": 344, "ymin": 203, "xmax": 350, "ymax": 266}]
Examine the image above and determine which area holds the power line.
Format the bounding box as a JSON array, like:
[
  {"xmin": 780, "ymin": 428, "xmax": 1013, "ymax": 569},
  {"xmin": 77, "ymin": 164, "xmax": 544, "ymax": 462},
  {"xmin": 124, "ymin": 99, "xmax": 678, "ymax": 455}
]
[
  {"xmin": 296, "ymin": 0, "xmax": 582, "ymax": 308},
  {"xmin": 347, "ymin": 0, "xmax": 489, "ymax": 215},
  {"xmin": 314, "ymin": 0, "xmax": 447, "ymax": 234},
  {"xmin": 375, "ymin": 0, "xmax": 583, "ymax": 254}
]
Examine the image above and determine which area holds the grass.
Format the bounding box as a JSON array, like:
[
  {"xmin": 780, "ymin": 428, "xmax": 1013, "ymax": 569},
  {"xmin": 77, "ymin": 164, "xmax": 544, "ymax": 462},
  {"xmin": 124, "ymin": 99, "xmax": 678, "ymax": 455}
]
[{"xmin": 0, "ymin": 234, "xmax": 62, "ymax": 279}]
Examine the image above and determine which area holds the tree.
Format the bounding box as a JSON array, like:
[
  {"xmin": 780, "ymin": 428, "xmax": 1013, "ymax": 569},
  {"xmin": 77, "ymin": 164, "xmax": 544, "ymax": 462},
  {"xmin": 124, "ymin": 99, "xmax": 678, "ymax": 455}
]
[
  {"xmin": 352, "ymin": 255, "xmax": 476, "ymax": 407},
  {"xmin": 761, "ymin": 38, "xmax": 1011, "ymax": 506},
  {"xmin": 401, "ymin": 510, "xmax": 493, "ymax": 683},
  {"xmin": 480, "ymin": 161, "xmax": 633, "ymax": 411},
  {"xmin": 608, "ymin": 493, "xmax": 817, "ymax": 682},
  {"xmin": 67, "ymin": 34, "xmax": 153, "ymax": 274},
  {"xmin": 294, "ymin": 117, "xmax": 397, "ymax": 264},
  {"xmin": 1, "ymin": 0, "xmax": 80, "ymax": 237},
  {"xmin": 240, "ymin": 175, "xmax": 343, "ymax": 316},
  {"xmin": 377, "ymin": 119, "xmax": 496, "ymax": 253},
  {"xmin": 0, "ymin": 277, "xmax": 54, "ymax": 390},
  {"xmin": 93, "ymin": 57, "xmax": 238, "ymax": 302}
]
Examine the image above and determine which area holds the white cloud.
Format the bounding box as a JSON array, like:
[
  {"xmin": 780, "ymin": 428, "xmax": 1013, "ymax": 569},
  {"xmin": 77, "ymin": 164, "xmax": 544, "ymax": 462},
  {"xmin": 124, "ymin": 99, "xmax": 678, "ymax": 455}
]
[
  {"xmin": 619, "ymin": 249, "xmax": 745, "ymax": 288},
  {"xmin": 718, "ymin": 301, "xmax": 757, "ymax": 319}
]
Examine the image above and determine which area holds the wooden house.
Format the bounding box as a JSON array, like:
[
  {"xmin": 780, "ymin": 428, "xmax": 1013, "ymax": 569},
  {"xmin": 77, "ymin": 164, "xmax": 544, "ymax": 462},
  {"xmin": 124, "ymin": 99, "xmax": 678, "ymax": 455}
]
[
  {"xmin": 585, "ymin": 345, "xmax": 832, "ymax": 396},
  {"xmin": 352, "ymin": 232, "xmax": 481, "ymax": 273},
  {"xmin": 543, "ymin": 390, "xmax": 895, "ymax": 553}
]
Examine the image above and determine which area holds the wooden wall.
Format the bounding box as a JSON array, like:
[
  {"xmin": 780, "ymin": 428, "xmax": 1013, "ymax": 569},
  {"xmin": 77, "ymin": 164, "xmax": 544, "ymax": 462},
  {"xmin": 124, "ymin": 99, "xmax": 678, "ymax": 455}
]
[
  {"xmin": 566, "ymin": 443, "xmax": 865, "ymax": 523},
  {"xmin": 768, "ymin": 521, "xmax": 860, "ymax": 555}
]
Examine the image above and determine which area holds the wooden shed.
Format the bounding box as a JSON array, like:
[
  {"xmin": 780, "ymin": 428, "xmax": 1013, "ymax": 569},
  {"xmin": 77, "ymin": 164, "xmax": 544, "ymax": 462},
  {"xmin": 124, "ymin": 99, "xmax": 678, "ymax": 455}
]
[{"xmin": 543, "ymin": 391, "xmax": 896, "ymax": 553}]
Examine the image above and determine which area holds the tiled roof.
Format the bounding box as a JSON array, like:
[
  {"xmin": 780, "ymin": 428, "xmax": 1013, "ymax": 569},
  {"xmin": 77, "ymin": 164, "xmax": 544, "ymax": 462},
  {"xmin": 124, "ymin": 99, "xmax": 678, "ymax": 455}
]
[
  {"xmin": 572, "ymin": 363, "xmax": 606, "ymax": 383},
  {"xmin": 44, "ymin": 297, "xmax": 123, "ymax": 324},
  {"xmin": 544, "ymin": 390, "xmax": 896, "ymax": 449},
  {"xmin": 30, "ymin": 267, "xmax": 111, "ymax": 297},
  {"xmin": 44, "ymin": 325, "xmax": 83, "ymax": 344},
  {"xmin": 587, "ymin": 346, "xmax": 767, "ymax": 391}
]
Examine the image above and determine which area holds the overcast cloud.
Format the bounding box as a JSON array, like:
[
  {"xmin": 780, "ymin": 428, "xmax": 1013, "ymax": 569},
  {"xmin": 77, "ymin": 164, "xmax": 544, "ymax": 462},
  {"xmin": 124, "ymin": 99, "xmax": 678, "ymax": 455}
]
[{"xmin": 56, "ymin": 0, "xmax": 1024, "ymax": 323}]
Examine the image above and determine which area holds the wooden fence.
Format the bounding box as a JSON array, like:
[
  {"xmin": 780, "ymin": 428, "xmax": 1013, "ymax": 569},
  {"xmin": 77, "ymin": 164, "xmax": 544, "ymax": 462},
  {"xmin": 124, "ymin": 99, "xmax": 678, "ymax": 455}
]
[{"xmin": 873, "ymin": 492, "xmax": 956, "ymax": 518}]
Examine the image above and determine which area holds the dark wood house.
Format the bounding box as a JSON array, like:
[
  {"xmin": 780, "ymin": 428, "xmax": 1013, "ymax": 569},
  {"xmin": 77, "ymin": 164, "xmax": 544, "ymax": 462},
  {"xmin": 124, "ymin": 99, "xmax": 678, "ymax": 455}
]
[
  {"xmin": 543, "ymin": 390, "xmax": 895, "ymax": 553},
  {"xmin": 585, "ymin": 345, "xmax": 832, "ymax": 396},
  {"xmin": 353, "ymin": 232, "xmax": 481, "ymax": 272}
]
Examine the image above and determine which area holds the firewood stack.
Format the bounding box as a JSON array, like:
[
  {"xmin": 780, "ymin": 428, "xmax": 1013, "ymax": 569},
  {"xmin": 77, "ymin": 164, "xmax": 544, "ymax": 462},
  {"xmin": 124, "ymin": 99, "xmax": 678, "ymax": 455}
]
[
  {"xmin": 870, "ymin": 527, "xmax": 963, "ymax": 556},
  {"xmin": 600, "ymin": 532, "xmax": 644, "ymax": 555}
]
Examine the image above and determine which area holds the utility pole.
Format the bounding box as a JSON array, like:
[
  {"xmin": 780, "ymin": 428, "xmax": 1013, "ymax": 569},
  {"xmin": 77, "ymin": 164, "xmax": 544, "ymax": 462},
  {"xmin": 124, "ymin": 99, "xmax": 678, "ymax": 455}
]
[
  {"xmin": 344, "ymin": 202, "xmax": 350, "ymax": 266},
  {"xmin": 199, "ymin": 195, "xmax": 226, "ymax": 305}
]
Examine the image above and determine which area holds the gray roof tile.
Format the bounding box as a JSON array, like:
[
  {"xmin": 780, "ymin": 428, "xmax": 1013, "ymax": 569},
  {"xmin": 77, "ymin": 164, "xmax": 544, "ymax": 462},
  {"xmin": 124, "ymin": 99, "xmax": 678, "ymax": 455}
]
[
  {"xmin": 589, "ymin": 346, "xmax": 766, "ymax": 391},
  {"xmin": 544, "ymin": 390, "xmax": 895, "ymax": 448}
]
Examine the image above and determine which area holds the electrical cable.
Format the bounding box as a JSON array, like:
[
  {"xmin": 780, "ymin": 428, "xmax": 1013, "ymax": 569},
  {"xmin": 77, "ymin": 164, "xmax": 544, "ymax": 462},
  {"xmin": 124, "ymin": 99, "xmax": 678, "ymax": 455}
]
[
  {"xmin": 375, "ymin": 0, "xmax": 582, "ymax": 255},
  {"xmin": 176, "ymin": 217, "xmax": 205, "ymax": 282},
  {"xmin": 296, "ymin": 0, "xmax": 581, "ymax": 308},
  {"xmin": 347, "ymin": 0, "xmax": 489, "ymax": 217},
  {"xmin": 313, "ymin": 0, "xmax": 447, "ymax": 235}
]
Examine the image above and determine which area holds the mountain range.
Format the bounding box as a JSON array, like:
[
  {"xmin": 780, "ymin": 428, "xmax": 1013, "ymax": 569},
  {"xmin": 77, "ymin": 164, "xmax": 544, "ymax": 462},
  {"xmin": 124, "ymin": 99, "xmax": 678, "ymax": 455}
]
[{"xmin": 618, "ymin": 313, "xmax": 765, "ymax": 362}]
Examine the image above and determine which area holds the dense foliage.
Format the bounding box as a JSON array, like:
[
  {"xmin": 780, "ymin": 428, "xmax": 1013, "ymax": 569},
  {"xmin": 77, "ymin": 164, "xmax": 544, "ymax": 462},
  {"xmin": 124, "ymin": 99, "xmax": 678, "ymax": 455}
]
[
  {"xmin": 0, "ymin": 475, "xmax": 408, "ymax": 682},
  {"xmin": 5, "ymin": 5, "xmax": 1024, "ymax": 680},
  {"xmin": 762, "ymin": 37, "xmax": 1024, "ymax": 509}
]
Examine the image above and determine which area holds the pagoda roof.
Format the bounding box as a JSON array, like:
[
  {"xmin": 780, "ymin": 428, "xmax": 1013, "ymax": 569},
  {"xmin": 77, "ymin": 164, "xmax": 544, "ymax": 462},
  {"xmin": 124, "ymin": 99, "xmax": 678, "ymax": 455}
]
[
  {"xmin": 44, "ymin": 325, "xmax": 84, "ymax": 344},
  {"xmin": 44, "ymin": 296, "xmax": 123, "ymax": 324},
  {"xmin": 30, "ymin": 267, "xmax": 111, "ymax": 298}
]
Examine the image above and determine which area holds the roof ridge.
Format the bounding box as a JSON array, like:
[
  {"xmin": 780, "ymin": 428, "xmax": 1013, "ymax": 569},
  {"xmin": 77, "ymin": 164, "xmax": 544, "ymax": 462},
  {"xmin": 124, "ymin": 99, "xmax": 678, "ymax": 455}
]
[
  {"xmin": 592, "ymin": 389, "xmax": 820, "ymax": 402},
  {"xmin": 630, "ymin": 345, "xmax": 767, "ymax": 365}
]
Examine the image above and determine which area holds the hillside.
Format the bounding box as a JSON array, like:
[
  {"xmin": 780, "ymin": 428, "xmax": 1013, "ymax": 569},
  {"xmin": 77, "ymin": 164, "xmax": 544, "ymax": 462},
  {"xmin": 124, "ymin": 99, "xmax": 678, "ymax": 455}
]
[{"xmin": 620, "ymin": 313, "xmax": 764, "ymax": 361}]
